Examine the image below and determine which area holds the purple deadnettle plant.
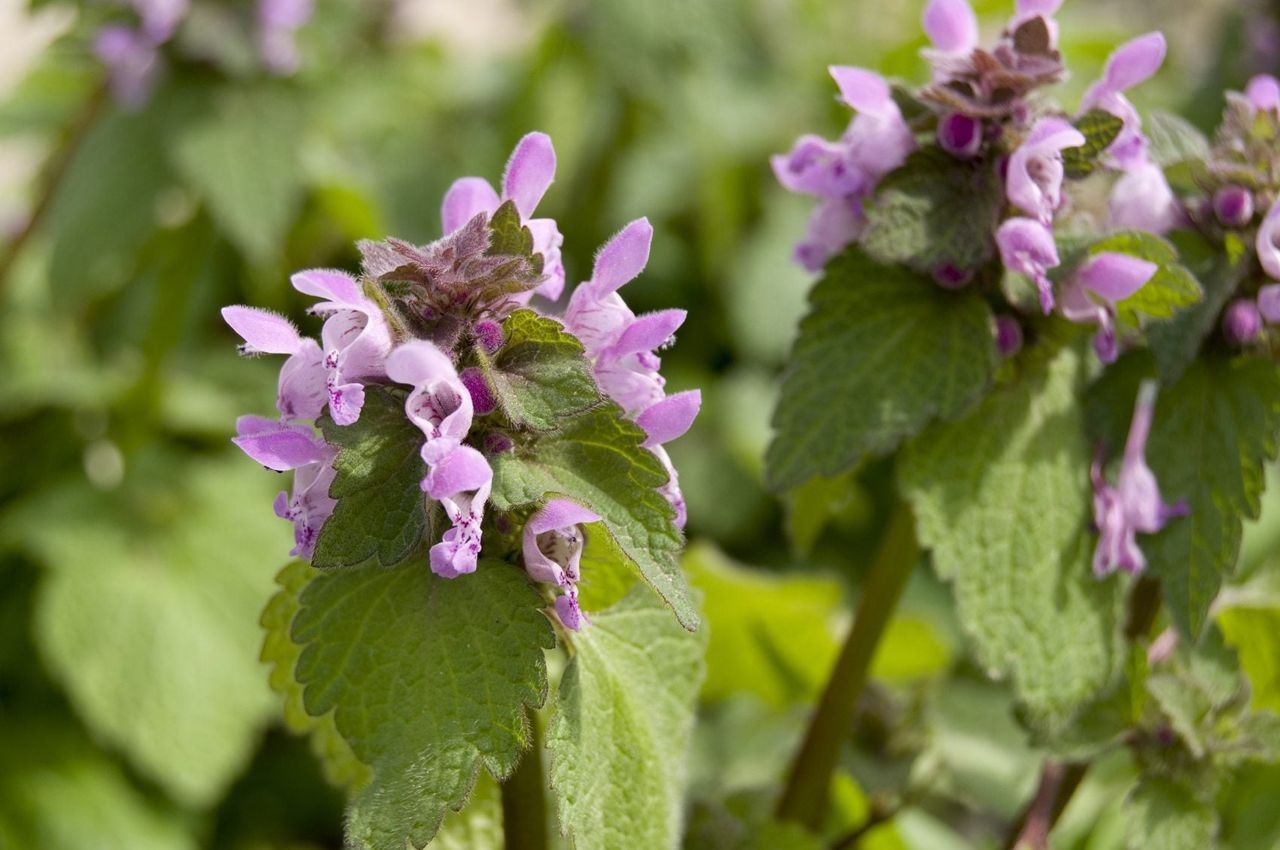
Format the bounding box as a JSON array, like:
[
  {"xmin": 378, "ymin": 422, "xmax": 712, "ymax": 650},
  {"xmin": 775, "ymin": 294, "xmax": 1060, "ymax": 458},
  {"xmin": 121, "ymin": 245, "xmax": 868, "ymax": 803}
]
[{"xmin": 764, "ymin": 1, "xmax": 1280, "ymax": 839}]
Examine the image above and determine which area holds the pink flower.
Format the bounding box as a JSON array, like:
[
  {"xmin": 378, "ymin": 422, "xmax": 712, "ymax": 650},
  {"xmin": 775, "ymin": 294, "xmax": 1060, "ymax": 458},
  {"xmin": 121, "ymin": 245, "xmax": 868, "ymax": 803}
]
[
  {"xmin": 996, "ymin": 217, "xmax": 1060, "ymax": 313},
  {"xmin": 1006, "ymin": 117, "xmax": 1085, "ymax": 224},
  {"xmin": 221, "ymin": 306, "xmax": 328, "ymax": 422},
  {"xmin": 1257, "ymin": 198, "xmax": 1280, "ymax": 281},
  {"xmin": 1091, "ymin": 382, "xmax": 1188, "ymax": 577},
  {"xmin": 1058, "ymin": 252, "xmax": 1157, "ymax": 363},
  {"xmin": 1080, "ymin": 33, "xmax": 1167, "ymax": 169},
  {"xmin": 439, "ymin": 133, "xmax": 565, "ymax": 301}
]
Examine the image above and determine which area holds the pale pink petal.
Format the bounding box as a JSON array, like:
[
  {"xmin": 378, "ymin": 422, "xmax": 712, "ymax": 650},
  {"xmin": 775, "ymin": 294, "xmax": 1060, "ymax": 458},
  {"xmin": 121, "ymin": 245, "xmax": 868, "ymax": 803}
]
[
  {"xmin": 502, "ymin": 132, "xmax": 557, "ymax": 218},
  {"xmin": 591, "ymin": 218, "xmax": 653, "ymax": 295},
  {"xmin": 222, "ymin": 306, "xmax": 303, "ymax": 355},
  {"xmin": 441, "ymin": 176, "xmax": 500, "ymax": 233},
  {"xmin": 637, "ymin": 390, "xmax": 701, "ymax": 448}
]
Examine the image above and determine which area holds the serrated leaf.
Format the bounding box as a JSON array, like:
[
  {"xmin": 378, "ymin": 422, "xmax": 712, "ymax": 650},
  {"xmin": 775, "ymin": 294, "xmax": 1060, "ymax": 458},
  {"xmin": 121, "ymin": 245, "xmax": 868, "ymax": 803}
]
[
  {"xmin": 900, "ymin": 346, "xmax": 1125, "ymax": 726},
  {"xmin": 0, "ymin": 720, "xmax": 197, "ymax": 850},
  {"xmin": 481, "ymin": 309, "xmax": 601, "ymax": 430},
  {"xmin": 766, "ymin": 247, "xmax": 995, "ymax": 490},
  {"xmin": 291, "ymin": 560, "xmax": 555, "ymax": 850},
  {"xmin": 862, "ymin": 148, "xmax": 1002, "ymax": 272},
  {"xmin": 685, "ymin": 543, "xmax": 840, "ymax": 707},
  {"xmin": 1092, "ymin": 355, "xmax": 1280, "ymax": 636},
  {"xmin": 489, "ymin": 403, "xmax": 699, "ymax": 630},
  {"xmin": 15, "ymin": 454, "xmax": 282, "ymax": 807},
  {"xmin": 486, "ymin": 199, "xmax": 537, "ymax": 259},
  {"xmin": 1124, "ymin": 778, "xmax": 1219, "ymax": 850},
  {"xmin": 312, "ymin": 385, "xmax": 432, "ymax": 569},
  {"xmin": 1062, "ymin": 109, "xmax": 1125, "ymax": 179},
  {"xmin": 1081, "ymin": 231, "xmax": 1202, "ymax": 327},
  {"xmin": 170, "ymin": 86, "xmax": 305, "ymax": 261},
  {"xmin": 548, "ymin": 586, "xmax": 706, "ymax": 850},
  {"xmin": 1148, "ymin": 231, "xmax": 1249, "ymax": 383},
  {"xmin": 260, "ymin": 560, "xmax": 371, "ymax": 790}
]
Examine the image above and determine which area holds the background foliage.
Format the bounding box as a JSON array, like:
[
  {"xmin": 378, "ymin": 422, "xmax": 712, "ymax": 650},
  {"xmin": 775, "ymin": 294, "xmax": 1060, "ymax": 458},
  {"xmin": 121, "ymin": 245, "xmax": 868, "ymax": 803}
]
[{"xmin": 1, "ymin": 0, "xmax": 1278, "ymax": 848}]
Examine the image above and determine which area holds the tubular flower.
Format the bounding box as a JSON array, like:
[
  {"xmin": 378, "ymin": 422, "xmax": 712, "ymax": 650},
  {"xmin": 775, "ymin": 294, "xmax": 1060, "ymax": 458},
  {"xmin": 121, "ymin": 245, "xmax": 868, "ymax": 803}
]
[
  {"xmin": 996, "ymin": 217, "xmax": 1060, "ymax": 313},
  {"xmin": 1058, "ymin": 252, "xmax": 1157, "ymax": 362},
  {"xmin": 522, "ymin": 499, "xmax": 602, "ymax": 630},
  {"xmin": 1090, "ymin": 382, "xmax": 1188, "ymax": 577},
  {"xmin": 1006, "ymin": 117, "xmax": 1085, "ymax": 224}
]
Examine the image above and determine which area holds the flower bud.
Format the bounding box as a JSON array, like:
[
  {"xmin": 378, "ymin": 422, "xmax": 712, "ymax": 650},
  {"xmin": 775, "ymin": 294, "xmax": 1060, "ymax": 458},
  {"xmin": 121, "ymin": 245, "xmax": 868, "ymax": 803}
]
[
  {"xmin": 473, "ymin": 319, "xmax": 504, "ymax": 355},
  {"xmin": 1212, "ymin": 185, "xmax": 1254, "ymax": 228},
  {"xmin": 937, "ymin": 113, "xmax": 983, "ymax": 159},
  {"xmin": 994, "ymin": 314, "xmax": 1023, "ymax": 357},
  {"xmin": 1223, "ymin": 298, "xmax": 1263, "ymax": 344},
  {"xmin": 459, "ymin": 367, "xmax": 496, "ymax": 415},
  {"xmin": 932, "ymin": 262, "xmax": 973, "ymax": 289}
]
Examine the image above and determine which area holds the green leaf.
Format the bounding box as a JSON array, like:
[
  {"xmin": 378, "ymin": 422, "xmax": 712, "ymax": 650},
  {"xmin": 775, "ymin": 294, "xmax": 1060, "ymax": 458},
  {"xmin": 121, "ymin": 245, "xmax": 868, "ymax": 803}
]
[
  {"xmin": 900, "ymin": 345, "xmax": 1125, "ymax": 727},
  {"xmin": 260, "ymin": 560, "xmax": 371, "ymax": 791},
  {"xmin": 1062, "ymin": 109, "xmax": 1125, "ymax": 179},
  {"xmin": 1219, "ymin": 605, "xmax": 1280, "ymax": 713},
  {"xmin": 47, "ymin": 85, "xmax": 198, "ymax": 303},
  {"xmin": 481, "ymin": 309, "xmax": 601, "ymax": 431},
  {"xmin": 291, "ymin": 560, "xmax": 555, "ymax": 849},
  {"xmin": 1080, "ymin": 231, "xmax": 1202, "ymax": 327},
  {"xmin": 312, "ymin": 385, "xmax": 433, "ymax": 570},
  {"xmin": 548, "ymin": 586, "xmax": 707, "ymax": 850},
  {"xmin": 0, "ymin": 720, "xmax": 196, "ymax": 850},
  {"xmin": 862, "ymin": 148, "xmax": 1002, "ymax": 272},
  {"xmin": 15, "ymin": 454, "xmax": 281, "ymax": 807},
  {"xmin": 486, "ymin": 199, "xmax": 537, "ymax": 259},
  {"xmin": 685, "ymin": 543, "xmax": 840, "ymax": 707},
  {"xmin": 1096, "ymin": 355, "xmax": 1280, "ymax": 636},
  {"xmin": 1148, "ymin": 231, "xmax": 1249, "ymax": 383},
  {"xmin": 170, "ymin": 86, "xmax": 306, "ymax": 262},
  {"xmin": 766, "ymin": 247, "xmax": 995, "ymax": 490},
  {"xmin": 432, "ymin": 774, "xmax": 504, "ymax": 850},
  {"xmin": 1124, "ymin": 778, "xmax": 1219, "ymax": 850},
  {"xmin": 489, "ymin": 403, "xmax": 699, "ymax": 630}
]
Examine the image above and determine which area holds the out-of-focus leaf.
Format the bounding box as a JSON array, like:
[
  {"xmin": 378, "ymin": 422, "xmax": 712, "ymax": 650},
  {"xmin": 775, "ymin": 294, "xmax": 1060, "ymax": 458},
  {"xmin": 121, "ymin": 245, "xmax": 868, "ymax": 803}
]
[
  {"xmin": 13, "ymin": 453, "xmax": 285, "ymax": 808},
  {"xmin": 0, "ymin": 720, "xmax": 196, "ymax": 850},
  {"xmin": 171, "ymin": 86, "xmax": 306, "ymax": 262},
  {"xmin": 1123, "ymin": 778, "xmax": 1218, "ymax": 850},
  {"xmin": 1062, "ymin": 110, "xmax": 1125, "ymax": 179},
  {"xmin": 1218, "ymin": 603, "xmax": 1280, "ymax": 713},
  {"xmin": 685, "ymin": 543, "xmax": 840, "ymax": 707}
]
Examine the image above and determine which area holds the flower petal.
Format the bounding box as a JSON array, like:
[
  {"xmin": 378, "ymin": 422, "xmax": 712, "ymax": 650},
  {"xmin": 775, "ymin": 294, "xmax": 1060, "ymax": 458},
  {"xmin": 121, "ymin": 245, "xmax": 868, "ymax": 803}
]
[
  {"xmin": 502, "ymin": 132, "xmax": 556, "ymax": 219},
  {"xmin": 923, "ymin": 0, "xmax": 977, "ymax": 53},
  {"xmin": 221, "ymin": 306, "xmax": 303, "ymax": 355},
  {"xmin": 828, "ymin": 66, "xmax": 892, "ymax": 116},
  {"xmin": 1076, "ymin": 253, "xmax": 1157, "ymax": 302},
  {"xmin": 386, "ymin": 340, "xmax": 459, "ymax": 387},
  {"xmin": 528, "ymin": 499, "xmax": 602, "ymax": 536},
  {"xmin": 423, "ymin": 445, "xmax": 492, "ymax": 501},
  {"xmin": 1101, "ymin": 32, "xmax": 1166, "ymax": 93},
  {"xmin": 637, "ymin": 390, "xmax": 701, "ymax": 448},
  {"xmin": 610, "ymin": 309, "xmax": 686, "ymax": 357},
  {"xmin": 441, "ymin": 176, "xmax": 500, "ymax": 234},
  {"xmin": 290, "ymin": 268, "xmax": 362, "ymax": 304},
  {"xmin": 591, "ymin": 218, "xmax": 653, "ymax": 295}
]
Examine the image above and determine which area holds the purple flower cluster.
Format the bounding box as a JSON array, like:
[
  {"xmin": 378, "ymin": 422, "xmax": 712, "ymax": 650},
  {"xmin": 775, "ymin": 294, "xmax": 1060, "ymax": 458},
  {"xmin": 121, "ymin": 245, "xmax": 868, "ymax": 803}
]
[
  {"xmin": 224, "ymin": 133, "xmax": 698, "ymax": 630},
  {"xmin": 95, "ymin": 0, "xmax": 314, "ymax": 107},
  {"xmin": 773, "ymin": 0, "xmax": 1183, "ymax": 365}
]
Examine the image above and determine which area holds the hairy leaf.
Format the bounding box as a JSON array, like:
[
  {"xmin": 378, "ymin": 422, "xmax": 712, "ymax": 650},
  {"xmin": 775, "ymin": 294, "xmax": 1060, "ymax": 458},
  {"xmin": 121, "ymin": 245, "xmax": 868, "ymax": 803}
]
[
  {"xmin": 862, "ymin": 147, "xmax": 1002, "ymax": 272},
  {"xmin": 260, "ymin": 560, "xmax": 371, "ymax": 790},
  {"xmin": 1062, "ymin": 109, "xmax": 1125, "ymax": 178},
  {"xmin": 767, "ymin": 247, "xmax": 995, "ymax": 490},
  {"xmin": 292, "ymin": 560, "xmax": 554, "ymax": 850},
  {"xmin": 548, "ymin": 586, "xmax": 706, "ymax": 850},
  {"xmin": 901, "ymin": 346, "xmax": 1125, "ymax": 727},
  {"xmin": 482, "ymin": 309, "xmax": 601, "ymax": 431},
  {"xmin": 313, "ymin": 385, "xmax": 432, "ymax": 569},
  {"xmin": 490, "ymin": 403, "xmax": 699, "ymax": 629}
]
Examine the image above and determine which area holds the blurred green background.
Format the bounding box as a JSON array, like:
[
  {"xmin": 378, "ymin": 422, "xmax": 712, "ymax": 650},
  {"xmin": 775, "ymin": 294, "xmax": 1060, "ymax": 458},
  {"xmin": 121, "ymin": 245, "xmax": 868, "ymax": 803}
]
[{"xmin": 0, "ymin": 0, "xmax": 1277, "ymax": 848}]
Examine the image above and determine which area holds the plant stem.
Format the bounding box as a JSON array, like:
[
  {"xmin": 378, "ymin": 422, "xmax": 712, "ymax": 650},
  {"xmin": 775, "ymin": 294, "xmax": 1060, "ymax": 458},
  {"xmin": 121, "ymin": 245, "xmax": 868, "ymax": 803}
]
[
  {"xmin": 776, "ymin": 502, "xmax": 919, "ymax": 830},
  {"xmin": 1124, "ymin": 575, "xmax": 1161, "ymax": 641},
  {"xmin": 502, "ymin": 710, "xmax": 548, "ymax": 850},
  {"xmin": 1003, "ymin": 761, "xmax": 1087, "ymax": 850},
  {"xmin": 0, "ymin": 82, "xmax": 108, "ymax": 288}
]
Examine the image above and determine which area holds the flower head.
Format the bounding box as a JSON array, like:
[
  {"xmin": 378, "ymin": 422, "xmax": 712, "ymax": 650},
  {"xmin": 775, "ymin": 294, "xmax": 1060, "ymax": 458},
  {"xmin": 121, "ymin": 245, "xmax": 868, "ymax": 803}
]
[
  {"xmin": 1006, "ymin": 117, "xmax": 1085, "ymax": 223},
  {"xmin": 996, "ymin": 217, "xmax": 1060, "ymax": 313},
  {"xmin": 1091, "ymin": 381, "xmax": 1188, "ymax": 577}
]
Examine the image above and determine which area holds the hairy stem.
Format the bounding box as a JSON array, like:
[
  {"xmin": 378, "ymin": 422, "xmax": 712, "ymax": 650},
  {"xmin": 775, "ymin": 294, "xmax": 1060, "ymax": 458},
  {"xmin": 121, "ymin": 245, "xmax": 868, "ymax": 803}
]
[
  {"xmin": 502, "ymin": 712, "xmax": 548, "ymax": 850},
  {"xmin": 776, "ymin": 501, "xmax": 918, "ymax": 829},
  {"xmin": 1003, "ymin": 761, "xmax": 1087, "ymax": 850},
  {"xmin": 0, "ymin": 82, "xmax": 108, "ymax": 288}
]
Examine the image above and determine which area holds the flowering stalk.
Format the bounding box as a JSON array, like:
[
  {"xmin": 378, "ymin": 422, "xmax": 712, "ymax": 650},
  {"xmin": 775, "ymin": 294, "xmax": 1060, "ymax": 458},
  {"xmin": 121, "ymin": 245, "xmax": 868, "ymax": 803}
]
[{"xmin": 776, "ymin": 502, "xmax": 917, "ymax": 829}]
